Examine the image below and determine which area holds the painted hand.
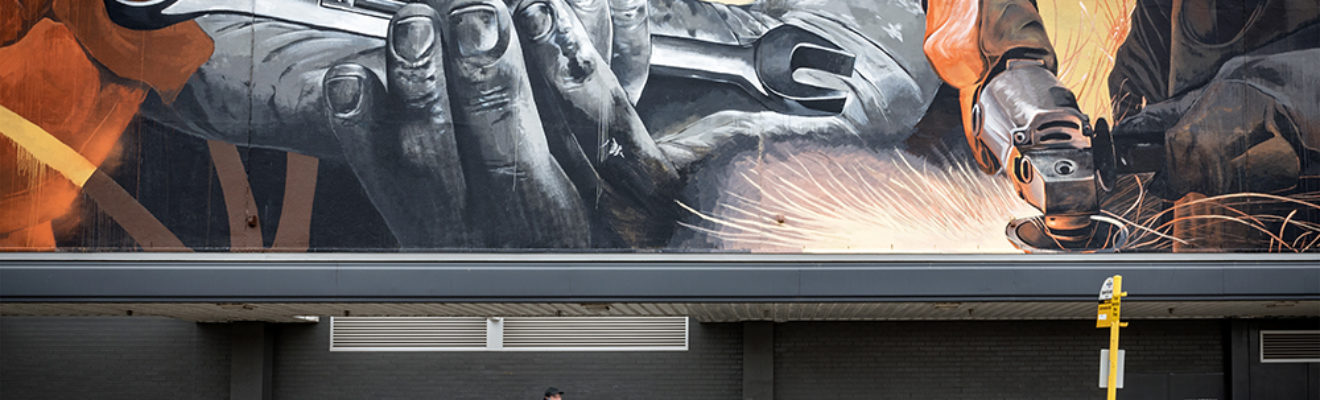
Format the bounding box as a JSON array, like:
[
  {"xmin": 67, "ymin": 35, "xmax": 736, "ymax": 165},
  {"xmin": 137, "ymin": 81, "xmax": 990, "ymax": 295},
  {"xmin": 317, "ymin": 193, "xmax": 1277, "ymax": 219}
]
[
  {"xmin": 1112, "ymin": 54, "xmax": 1313, "ymax": 200},
  {"xmin": 1158, "ymin": 80, "xmax": 1302, "ymax": 199},
  {"xmin": 322, "ymin": 0, "xmax": 677, "ymax": 248}
]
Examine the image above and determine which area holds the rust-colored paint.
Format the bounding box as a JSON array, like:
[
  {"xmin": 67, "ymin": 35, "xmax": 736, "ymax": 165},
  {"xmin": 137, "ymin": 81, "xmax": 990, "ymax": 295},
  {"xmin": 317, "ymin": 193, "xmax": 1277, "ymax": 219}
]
[
  {"xmin": 0, "ymin": 0, "xmax": 211, "ymax": 250},
  {"xmin": 0, "ymin": 0, "xmax": 52, "ymax": 46},
  {"xmin": 924, "ymin": 0, "xmax": 995, "ymax": 171},
  {"xmin": 1172, "ymin": 193, "xmax": 1224, "ymax": 252},
  {"xmin": 46, "ymin": 0, "xmax": 213, "ymax": 103},
  {"xmin": 207, "ymin": 141, "xmax": 265, "ymax": 250},
  {"xmin": 0, "ymin": 20, "xmax": 146, "ymax": 248},
  {"xmin": 271, "ymin": 153, "xmax": 320, "ymax": 252},
  {"xmin": 81, "ymin": 170, "xmax": 189, "ymax": 251}
]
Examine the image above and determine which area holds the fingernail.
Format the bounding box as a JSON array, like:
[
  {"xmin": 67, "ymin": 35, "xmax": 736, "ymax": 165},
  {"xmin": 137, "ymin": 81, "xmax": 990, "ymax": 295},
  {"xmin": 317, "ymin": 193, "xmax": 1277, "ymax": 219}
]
[
  {"xmin": 392, "ymin": 16, "xmax": 436, "ymax": 62},
  {"xmin": 451, "ymin": 5, "xmax": 501, "ymax": 58},
  {"xmin": 515, "ymin": 2, "xmax": 555, "ymax": 41},
  {"xmin": 325, "ymin": 75, "xmax": 363, "ymax": 115}
]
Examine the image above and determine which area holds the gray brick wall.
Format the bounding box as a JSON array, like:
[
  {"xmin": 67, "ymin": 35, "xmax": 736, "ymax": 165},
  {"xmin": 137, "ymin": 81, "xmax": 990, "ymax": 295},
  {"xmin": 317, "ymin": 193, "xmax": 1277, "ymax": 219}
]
[
  {"xmin": 773, "ymin": 320, "xmax": 1225, "ymax": 400},
  {"xmin": 0, "ymin": 317, "xmax": 1232, "ymax": 400},
  {"xmin": 0, "ymin": 317, "xmax": 231, "ymax": 400},
  {"xmin": 269, "ymin": 320, "xmax": 743, "ymax": 400}
]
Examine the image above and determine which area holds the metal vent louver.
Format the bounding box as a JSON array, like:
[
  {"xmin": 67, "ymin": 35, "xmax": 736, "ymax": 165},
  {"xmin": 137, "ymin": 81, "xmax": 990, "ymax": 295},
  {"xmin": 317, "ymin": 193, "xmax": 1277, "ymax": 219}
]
[
  {"xmin": 329, "ymin": 316, "xmax": 688, "ymax": 352},
  {"xmin": 1261, "ymin": 330, "xmax": 1320, "ymax": 363},
  {"xmin": 502, "ymin": 317, "xmax": 688, "ymax": 350},
  {"xmin": 331, "ymin": 317, "xmax": 487, "ymax": 351}
]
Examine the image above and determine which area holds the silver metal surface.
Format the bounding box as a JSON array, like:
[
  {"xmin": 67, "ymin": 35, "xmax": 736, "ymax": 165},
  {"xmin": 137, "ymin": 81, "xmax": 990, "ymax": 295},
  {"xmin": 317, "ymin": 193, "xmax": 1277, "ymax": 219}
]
[
  {"xmin": 117, "ymin": 0, "xmax": 396, "ymax": 37},
  {"xmin": 649, "ymin": 34, "xmax": 767, "ymax": 96},
  {"xmin": 978, "ymin": 61, "xmax": 1096, "ymax": 219},
  {"xmin": 1260, "ymin": 330, "xmax": 1320, "ymax": 363},
  {"xmin": 1005, "ymin": 214, "xmax": 1127, "ymax": 252},
  {"xmin": 328, "ymin": 316, "xmax": 688, "ymax": 351},
  {"xmin": 330, "ymin": 316, "xmax": 488, "ymax": 351},
  {"xmin": 650, "ymin": 24, "xmax": 855, "ymax": 114}
]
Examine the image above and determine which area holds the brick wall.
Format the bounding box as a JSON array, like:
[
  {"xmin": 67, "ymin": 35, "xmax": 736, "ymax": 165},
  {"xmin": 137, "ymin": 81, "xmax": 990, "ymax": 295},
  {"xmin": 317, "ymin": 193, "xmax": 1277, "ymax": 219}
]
[
  {"xmin": 773, "ymin": 320, "xmax": 1225, "ymax": 400},
  {"xmin": 0, "ymin": 317, "xmax": 1230, "ymax": 400},
  {"xmin": 0, "ymin": 317, "xmax": 231, "ymax": 400},
  {"xmin": 269, "ymin": 320, "xmax": 744, "ymax": 400}
]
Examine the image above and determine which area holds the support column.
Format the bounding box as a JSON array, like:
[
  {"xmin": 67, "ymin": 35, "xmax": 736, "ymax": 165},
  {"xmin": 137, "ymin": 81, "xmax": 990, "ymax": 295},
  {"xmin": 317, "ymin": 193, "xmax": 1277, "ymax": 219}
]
[
  {"xmin": 1227, "ymin": 319, "xmax": 1250, "ymax": 400},
  {"xmin": 230, "ymin": 322, "xmax": 273, "ymax": 400},
  {"xmin": 743, "ymin": 321, "xmax": 774, "ymax": 400}
]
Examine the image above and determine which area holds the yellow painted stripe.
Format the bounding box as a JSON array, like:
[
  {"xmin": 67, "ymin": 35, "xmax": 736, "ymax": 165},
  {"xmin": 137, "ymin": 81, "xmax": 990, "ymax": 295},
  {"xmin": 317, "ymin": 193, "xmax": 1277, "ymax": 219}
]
[{"xmin": 0, "ymin": 104, "xmax": 97, "ymax": 187}]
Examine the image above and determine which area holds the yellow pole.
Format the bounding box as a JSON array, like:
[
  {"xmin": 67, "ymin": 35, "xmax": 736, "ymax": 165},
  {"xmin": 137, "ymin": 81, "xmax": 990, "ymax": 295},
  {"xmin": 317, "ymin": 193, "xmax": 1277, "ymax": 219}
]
[{"xmin": 1106, "ymin": 275, "xmax": 1126, "ymax": 400}]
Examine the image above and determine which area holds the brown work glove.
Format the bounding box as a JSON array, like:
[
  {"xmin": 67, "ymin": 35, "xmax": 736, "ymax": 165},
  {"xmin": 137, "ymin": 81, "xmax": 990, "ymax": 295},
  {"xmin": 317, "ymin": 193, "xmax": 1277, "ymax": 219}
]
[
  {"xmin": 1161, "ymin": 82, "xmax": 1301, "ymax": 198},
  {"xmin": 1113, "ymin": 50, "xmax": 1320, "ymax": 199}
]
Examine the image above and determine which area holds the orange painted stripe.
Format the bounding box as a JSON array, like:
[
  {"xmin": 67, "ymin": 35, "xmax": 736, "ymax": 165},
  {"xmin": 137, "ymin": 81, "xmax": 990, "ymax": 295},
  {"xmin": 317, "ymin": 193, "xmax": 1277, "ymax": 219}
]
[{"xmin": 207, "ymin": 140, "xmax": 265, "ymax": 250}]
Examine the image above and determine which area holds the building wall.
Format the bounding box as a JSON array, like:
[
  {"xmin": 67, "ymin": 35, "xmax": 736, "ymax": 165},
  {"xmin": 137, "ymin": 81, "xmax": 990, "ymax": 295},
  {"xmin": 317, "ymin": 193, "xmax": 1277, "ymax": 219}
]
[
  {"xmin": 8, "ymin": 0, "xmax": 1318, "ymax": 254},
  {"xmin": 774, "ymin": 320, "xmax": 1226, "ymax": 400},
  {"xmin": 0, "ymin": 317, "xmax": 1234, "ymax": 400},
  {"xmin": 0, "ymin": 317, "xmax": 232, "ymax": 400}
]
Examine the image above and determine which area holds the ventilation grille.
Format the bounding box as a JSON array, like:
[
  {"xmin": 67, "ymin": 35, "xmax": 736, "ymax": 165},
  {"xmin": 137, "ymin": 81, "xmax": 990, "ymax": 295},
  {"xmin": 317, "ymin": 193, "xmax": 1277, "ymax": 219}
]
[
  {"xmin": 1261, "ymin": 330, "xmax": 1320, "ymax": 363},
  {"xmin": 503, "ymin": 317, "xmax": 688, "ymax": 350},
  {"xmin": 331, "ymin": 317, "xmax": 487, "ymax": 351},
  {"xmin": 329, "ymin": 316, "xmax": 688, "ymax": 352}
]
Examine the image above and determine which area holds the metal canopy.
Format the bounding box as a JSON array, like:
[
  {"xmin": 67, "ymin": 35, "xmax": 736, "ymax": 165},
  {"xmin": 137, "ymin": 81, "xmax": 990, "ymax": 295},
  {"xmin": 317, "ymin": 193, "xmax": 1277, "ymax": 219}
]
[
  {"xmin": 1, "ymin": 253, "xmax": 1317, "ymax": 322},
  {"xmin": 3, "ymin": 301, "xmax": 1317, "ymax": 323},
  {"xmin": 3, "ymin": 254, "xmax": 1318, "ymax": 302}
]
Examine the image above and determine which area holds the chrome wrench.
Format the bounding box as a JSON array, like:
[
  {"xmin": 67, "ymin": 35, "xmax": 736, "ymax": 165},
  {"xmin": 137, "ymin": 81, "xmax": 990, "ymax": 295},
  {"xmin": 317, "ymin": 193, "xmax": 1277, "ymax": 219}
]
[{"xmin": 650, "ymin": 25, "xmax": 856, "ymax": 115}]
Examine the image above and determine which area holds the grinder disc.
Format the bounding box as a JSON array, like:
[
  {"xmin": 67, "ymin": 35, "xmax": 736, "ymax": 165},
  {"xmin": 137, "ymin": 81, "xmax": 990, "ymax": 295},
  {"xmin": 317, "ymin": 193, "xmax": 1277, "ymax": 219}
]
[{"xmin": 1006, "ymin": 215, "xmax": 1128, "ymax": 253}]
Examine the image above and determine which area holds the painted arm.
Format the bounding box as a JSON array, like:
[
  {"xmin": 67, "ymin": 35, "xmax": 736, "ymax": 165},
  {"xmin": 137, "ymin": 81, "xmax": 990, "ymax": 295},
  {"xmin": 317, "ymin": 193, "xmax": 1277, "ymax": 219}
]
[{"xmin": 923, "ymin": 0, "xmax": 1059, "ymax": 171}]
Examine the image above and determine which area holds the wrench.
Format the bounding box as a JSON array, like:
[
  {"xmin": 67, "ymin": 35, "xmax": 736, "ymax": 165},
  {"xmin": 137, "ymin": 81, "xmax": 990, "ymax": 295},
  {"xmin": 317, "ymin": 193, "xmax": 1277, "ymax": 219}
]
[
  {"xmin": 650, "ymin": 26, "xmax": 855, "ymax": 115},
  {"xmin": 104, "ymin": 0, "xmax": 856, "ymax": 115}
]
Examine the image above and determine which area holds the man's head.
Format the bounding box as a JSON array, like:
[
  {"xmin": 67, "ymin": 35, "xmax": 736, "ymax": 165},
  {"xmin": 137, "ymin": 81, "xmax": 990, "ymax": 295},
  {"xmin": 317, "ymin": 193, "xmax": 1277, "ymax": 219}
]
[{"xmin": 544, "ymin": 387, "xmax": 564, "ymax": 400}]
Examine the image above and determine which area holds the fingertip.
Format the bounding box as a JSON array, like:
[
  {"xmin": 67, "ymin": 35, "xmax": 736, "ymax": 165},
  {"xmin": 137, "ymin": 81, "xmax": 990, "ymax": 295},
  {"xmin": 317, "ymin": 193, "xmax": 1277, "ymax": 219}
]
[
  {"xmin": 512, "ymin": 0, "xmax": 556, "ymax": 42},
  {"xmin": 390, "ymin": 5, "xmax": 441, "ymax": 64},
  {"xmin": 324, "ymin": 63, "xmax": 377, "ymax": 117},
  {"xmin": 516, "ymin": 0, "xmax": 606, "ymax": 81},
  {"xmin": 564, "ymin": 0, "xmax": 613, "ymax": 59},
  {"xmin": 441, "ymin": 0, "xmax": 534, "ymax": 124},
  {"xmin": 606, "ymin": 0, "xmax": 648, "ymax": 102},
  {"xmin": 607, "ymin": 0, "xmax": 647, "ymax": 28},
  {"xmin": 387, "ymin": 4, "xmax": 449, "ymax": 111},
  {"xmin": 445, "ymin": 0, "xmax": 513, "ymax": 67}
]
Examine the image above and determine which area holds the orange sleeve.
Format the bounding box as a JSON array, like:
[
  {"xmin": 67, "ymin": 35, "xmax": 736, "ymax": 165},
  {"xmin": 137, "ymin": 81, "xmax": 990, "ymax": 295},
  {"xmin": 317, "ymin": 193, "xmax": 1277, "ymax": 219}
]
[
  {"xmin": 924, "ymin": 0, "xmax": 1057, "ymax": 91},
  {"xmin": 0, "ymin": 19, "xmax": 149, "ymax": 247},
  {"xmin": 924, "ymin": 0, "xmax": 986, "ymax": 91},
  {"xmin": 1, "ymin": 0, "xmax": 53, "ymax": 46},
  {"xmin": 50, "ymin": 0, "xmax": 214, "ymax": 103},
  {"xmin": 924, "ymin": 0, "xmax": 1057, "ymax": 158},
  {"xmin": 1, "ymin": 0, "xmax": 214, "ymax": 248}
]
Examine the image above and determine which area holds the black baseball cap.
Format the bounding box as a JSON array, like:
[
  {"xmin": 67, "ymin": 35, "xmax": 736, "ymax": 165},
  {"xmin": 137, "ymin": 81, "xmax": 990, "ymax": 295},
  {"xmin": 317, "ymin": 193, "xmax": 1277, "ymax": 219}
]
[{"xmin": 544, "ymin": 387, "xmax": 565, "ymax": 397}]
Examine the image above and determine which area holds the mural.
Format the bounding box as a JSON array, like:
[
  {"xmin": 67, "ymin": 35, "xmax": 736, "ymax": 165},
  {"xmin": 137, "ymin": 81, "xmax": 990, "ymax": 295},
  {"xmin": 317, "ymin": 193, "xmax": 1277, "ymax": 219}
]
[{"xmin": 1, "ymin": 0, "xmax": 1317, "ymax": 252}]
